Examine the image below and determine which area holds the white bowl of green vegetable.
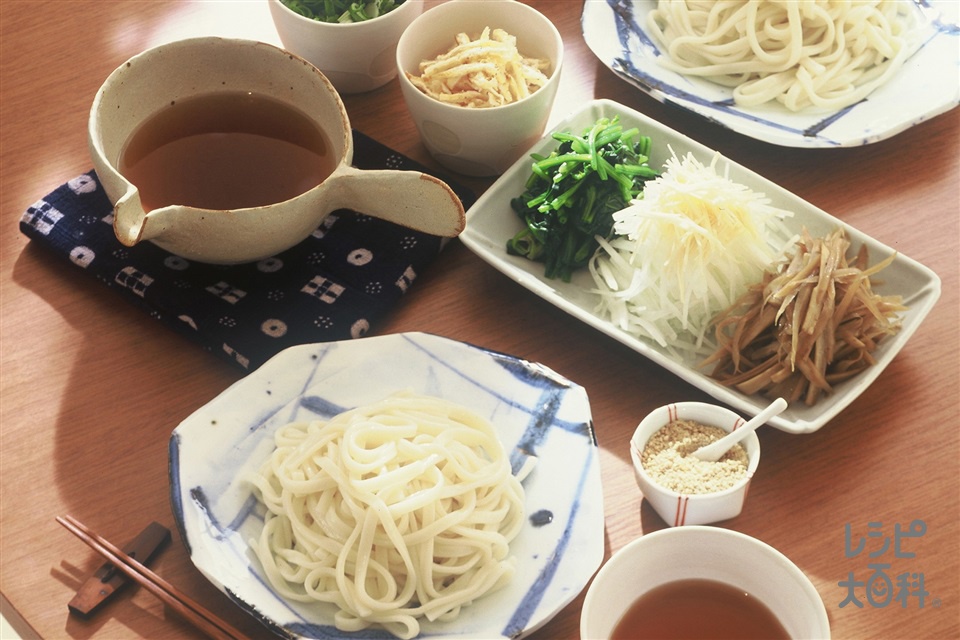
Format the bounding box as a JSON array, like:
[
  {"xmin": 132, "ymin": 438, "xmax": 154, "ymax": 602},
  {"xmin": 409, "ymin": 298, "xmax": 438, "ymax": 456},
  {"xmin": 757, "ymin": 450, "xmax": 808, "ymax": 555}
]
[{"xmin": 269, "ymin": 0, "xmax": 423, "ymax": 94}]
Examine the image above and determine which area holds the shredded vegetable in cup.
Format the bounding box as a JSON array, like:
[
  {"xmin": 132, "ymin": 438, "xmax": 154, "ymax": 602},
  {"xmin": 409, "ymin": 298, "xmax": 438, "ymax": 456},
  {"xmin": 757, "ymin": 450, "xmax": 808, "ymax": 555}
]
[{"xmin": 406, "ymin": 27, "xmax": 550, "ymax": 108}]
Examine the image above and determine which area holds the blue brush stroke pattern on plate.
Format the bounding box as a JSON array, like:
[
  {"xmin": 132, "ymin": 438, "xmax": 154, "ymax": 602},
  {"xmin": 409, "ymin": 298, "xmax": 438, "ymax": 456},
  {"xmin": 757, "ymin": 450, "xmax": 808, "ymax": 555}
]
[
  {"xmin": 581, "ymin": 0, "xmax": 960, "ymax": 148},
  {"xmin": 169, "ymin": 332, "xmax": 604, "ymax": 639}
]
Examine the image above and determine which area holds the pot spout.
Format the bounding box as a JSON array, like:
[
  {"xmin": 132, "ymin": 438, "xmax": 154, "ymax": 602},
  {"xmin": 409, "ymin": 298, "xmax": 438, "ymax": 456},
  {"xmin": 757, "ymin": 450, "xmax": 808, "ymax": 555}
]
[{"xmin": 112, "ymin": 190, "xmax": 151, "ymax": 247}]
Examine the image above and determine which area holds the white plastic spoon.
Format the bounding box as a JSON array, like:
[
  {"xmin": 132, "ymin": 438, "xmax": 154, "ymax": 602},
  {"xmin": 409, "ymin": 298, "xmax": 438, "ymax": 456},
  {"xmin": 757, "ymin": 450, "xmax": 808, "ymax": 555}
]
[{"xmin": 692, "ymin": 397, "xmax": 788, "ymax": 462}]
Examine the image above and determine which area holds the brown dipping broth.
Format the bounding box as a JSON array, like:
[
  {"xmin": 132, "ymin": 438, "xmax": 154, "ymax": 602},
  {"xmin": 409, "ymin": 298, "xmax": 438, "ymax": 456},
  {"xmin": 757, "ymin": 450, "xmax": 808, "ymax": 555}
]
[
  {"xmin": 120, "ymin": 91, "xmax": 336, "ymax": 211},
  {"xmin": 611, "ymin": 578, "xmax": 790, "ymax": 640}
]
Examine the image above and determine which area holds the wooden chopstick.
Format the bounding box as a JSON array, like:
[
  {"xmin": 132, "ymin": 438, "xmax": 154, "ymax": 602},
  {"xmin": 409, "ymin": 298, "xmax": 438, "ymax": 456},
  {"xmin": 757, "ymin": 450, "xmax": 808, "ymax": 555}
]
[{"xmin": 57, "ymin": 515, "xmax": 251, "ymax": 640}]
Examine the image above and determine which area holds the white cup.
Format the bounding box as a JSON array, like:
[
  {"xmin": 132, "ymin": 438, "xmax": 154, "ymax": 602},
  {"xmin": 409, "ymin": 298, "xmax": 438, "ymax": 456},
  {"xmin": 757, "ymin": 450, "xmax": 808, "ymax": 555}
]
[
  {"xmin": 580, "ymin": 527, "xmax": 831, "ymax": 640},
  {"xmin": 269, "ymin": 0, "xmax": 425, "ymax": 94},
  {"xmin": 396, "ymin": 0, "xmax": 564, "ymax": 176},
  {"xmin": 630, "ymin": 401, "xmax": 761, "ymax": 526}
]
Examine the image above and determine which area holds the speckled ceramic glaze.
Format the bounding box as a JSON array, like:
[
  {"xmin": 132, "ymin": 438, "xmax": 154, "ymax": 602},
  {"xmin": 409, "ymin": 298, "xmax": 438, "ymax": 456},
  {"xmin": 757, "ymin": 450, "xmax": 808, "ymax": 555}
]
[
  {"xmin": 169, "ymin": 332, "xmax": 604, "ymax": 639},
  {"xmin": 89, "ymin": 37, "xmax": 464, "ymax": 265},
  {"xmin": 581, "ymin": 0, "xmax": 960, "ymax": 148}
]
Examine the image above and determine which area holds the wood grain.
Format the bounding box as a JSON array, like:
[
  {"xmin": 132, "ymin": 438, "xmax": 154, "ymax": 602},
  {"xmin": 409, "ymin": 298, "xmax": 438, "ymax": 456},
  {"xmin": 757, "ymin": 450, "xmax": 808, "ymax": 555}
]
[{"xmin": 1, "ymin": 2, "xmax": 957, "ymax": 639}]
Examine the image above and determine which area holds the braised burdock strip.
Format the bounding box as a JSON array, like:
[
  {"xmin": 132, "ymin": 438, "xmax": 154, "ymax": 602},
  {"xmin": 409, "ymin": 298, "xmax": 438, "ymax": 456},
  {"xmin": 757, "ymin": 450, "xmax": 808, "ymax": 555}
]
[{"xmin": 701, "ymin": 228, "xmax": 906, "ymax": 406}]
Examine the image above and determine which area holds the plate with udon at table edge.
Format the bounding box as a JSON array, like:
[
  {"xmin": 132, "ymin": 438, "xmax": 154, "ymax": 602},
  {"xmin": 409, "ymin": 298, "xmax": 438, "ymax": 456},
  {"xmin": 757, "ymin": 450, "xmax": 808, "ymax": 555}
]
[
  {"xmin": 169, "ymin": 332, "xmax": 604, "ymax": 640},
  {"xmin": 581, "ymin": 0, "xmax": 960, "ymax": 148},
  {"xmin": 459, "ymin": 99, "xmax": 941, "ymax": 434}
]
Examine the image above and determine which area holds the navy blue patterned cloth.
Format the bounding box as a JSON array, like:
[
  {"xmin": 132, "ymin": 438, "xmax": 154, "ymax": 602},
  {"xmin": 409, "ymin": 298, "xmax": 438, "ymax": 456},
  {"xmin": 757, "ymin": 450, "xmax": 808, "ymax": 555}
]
[{"xmin": 19, "ymin": 131, "xmax": 475, "ymax": 371}]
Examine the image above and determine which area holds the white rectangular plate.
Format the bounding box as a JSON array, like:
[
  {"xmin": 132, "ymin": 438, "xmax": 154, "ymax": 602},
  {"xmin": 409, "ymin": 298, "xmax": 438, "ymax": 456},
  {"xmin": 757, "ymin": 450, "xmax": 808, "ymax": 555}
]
[{"xmin": 460, "ymin": 99, "xmax": 942, "ymax": 434}]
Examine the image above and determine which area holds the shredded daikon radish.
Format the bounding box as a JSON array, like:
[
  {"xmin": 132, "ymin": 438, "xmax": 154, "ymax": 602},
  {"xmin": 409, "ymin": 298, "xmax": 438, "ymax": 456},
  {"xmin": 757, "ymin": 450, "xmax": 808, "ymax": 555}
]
[{"xmin": 589, "ymin": 150, "xmax": 795, "ymax": 359}]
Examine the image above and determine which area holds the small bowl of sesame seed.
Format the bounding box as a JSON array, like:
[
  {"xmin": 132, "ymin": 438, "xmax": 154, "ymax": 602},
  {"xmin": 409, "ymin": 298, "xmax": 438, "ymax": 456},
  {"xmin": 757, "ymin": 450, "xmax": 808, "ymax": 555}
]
[{"xmin": 630, "ymin": 401, "xmax": 761, "ymax": 527}]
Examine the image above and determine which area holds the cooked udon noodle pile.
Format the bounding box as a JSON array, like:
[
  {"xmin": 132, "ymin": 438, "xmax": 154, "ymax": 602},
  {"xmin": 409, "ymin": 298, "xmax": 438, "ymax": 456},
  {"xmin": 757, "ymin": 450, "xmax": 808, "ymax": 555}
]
[
  {"xmin": 647, "ymin": 0, "xmax": 920, "ymax": 111},
  {"xmin": 248, "ymin": 392, "xmax": 528, "ymax": 639}
]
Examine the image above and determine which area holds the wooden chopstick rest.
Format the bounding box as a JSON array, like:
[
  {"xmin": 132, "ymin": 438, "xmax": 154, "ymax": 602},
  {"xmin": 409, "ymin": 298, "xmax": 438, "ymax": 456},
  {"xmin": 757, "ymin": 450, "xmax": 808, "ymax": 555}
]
[
  {"xmin": 67, "ymin": 521, "xmax": 171, "ymax": 617},
  {"xmin": 58, "ymin": 515, "xmax": 251, "ymax": 640}
]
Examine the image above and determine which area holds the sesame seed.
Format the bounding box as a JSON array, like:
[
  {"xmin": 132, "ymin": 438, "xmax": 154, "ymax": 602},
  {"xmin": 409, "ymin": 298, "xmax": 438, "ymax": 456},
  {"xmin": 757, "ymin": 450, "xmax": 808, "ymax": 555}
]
[{"xmin": 640, "ymin": 419, "xmax": 749, "ymax": 494}]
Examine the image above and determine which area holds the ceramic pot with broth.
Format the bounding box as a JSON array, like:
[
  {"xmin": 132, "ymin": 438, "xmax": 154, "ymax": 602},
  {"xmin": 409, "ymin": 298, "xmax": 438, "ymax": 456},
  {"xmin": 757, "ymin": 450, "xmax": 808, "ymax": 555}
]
[{"xmin": 89, "ymin": 37, "xmax": 464, "ymax": 264}]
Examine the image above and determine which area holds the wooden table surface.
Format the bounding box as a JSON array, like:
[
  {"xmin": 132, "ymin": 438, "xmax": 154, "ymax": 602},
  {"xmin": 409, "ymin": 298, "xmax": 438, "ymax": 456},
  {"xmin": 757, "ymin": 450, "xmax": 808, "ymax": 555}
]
[{"xmin": 2, "ymin": 2, "xmax": 957, "ymax": 639}]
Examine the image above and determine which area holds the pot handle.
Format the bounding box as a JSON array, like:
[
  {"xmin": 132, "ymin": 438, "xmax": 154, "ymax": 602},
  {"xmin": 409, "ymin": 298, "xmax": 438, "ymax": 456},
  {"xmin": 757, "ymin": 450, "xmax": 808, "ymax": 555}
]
[{"xmin": 327, "ymin": 167, "xmax": 465, "ymax": 237}]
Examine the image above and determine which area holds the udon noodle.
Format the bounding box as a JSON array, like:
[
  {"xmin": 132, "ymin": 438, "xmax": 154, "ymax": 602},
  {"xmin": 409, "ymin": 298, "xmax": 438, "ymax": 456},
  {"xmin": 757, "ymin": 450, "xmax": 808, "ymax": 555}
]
[
  {"xmin": 248, "ymin": 391, "xmax": 528, "ymax": 639},
  {"xmin": 647, "ymin": 0, "xmax": 920, "ymax": 111}
]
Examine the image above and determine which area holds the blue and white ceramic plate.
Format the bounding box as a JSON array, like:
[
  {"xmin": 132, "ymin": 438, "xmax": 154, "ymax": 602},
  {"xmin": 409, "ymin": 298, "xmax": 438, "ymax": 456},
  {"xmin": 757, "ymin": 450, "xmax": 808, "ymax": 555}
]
[
  {"xmin": 459, "ymin": 99, "xmax": 942, "ymax": 434},
  {"xmin": 581, "ymin": 0, "xmax": 960, "ymax": 148},
  {"xmin": 169, "ymin": 332, "xmax": 604, "ymax": 639}
]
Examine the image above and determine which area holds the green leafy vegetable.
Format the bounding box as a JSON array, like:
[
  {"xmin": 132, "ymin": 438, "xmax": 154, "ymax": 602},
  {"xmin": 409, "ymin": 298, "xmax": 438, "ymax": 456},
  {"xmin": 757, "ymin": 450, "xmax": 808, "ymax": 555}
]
[
  {"xmin": 280, "ymin": 0, "xmax": 404, "ymax": 23},
  {"xmin": 506, "ymin": 117, "xmax": 658, "ymax": 281}
]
